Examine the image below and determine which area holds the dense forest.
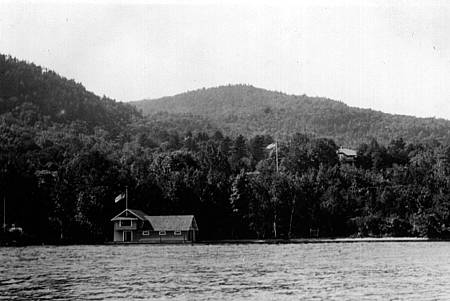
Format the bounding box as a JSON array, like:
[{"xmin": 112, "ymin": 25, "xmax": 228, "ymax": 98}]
[
  {"xmin": 1, "ymin": 54, "xmax": 450, "ymax": 244},
  {"xmin": 134, "ymin": 85, "xmax": 450, "ymax": 147}
]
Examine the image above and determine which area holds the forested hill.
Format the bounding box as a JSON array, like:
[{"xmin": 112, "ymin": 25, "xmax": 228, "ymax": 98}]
[
  {"xmin": 0, "ymin": 54, "xmax": 138, "ymax": 134},
  {"xmin": 2, "ymin": 55, "xmax": 450, "ymax": 244},
  {"xmin": 134, "ymin": 85, "xmax": 450, "ymax": 146}
]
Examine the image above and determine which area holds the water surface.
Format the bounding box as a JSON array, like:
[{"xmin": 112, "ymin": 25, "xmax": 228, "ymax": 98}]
[{"xmin": 1, "ymin": 242, "xmax": 449, "ymax": 300}]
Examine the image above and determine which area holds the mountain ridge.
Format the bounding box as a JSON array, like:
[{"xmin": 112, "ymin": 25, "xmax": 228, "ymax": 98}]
[
  {"xmin": 140, "ymin": 85, "xmax": 449, "ymax": 120},
  {"xmin": 133, "ymin": 84, "xmax": 450, "ymax": 146},
  {"xmin": 0, "ymin": 54, "xmax": 139, "ymax": 135}
]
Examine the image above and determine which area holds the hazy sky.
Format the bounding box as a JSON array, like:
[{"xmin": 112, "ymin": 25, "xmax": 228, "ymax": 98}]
[{"xmin": 1, "ymin": 0, "xmax": 450, "ymax": 119}]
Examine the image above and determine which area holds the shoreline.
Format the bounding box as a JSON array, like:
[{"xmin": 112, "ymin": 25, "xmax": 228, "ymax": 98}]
[
  {"xmin": 199, "ymin": 237, "xmax": 435, "ymax": 244},
  {"xmin": 3, "ymin": 237, "xmax": 450, "ymax": 247},
  {"xmin": 106, "ymin": 237, "xmax": 446, "ymax": 246}
]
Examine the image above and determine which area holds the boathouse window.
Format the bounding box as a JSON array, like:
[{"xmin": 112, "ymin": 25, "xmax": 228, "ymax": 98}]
[
  {"xmin": 159, "ymin": 231, "xmax": 166, "ymax": 236},
  {"xmin": 120, "ymin": 220, "xmax": 131, "ymax": 227},
  {"xmin": 142, "ymin": 230, "xmax": 149, "ymax": 236},
  {"xmin": 174, "ymin": 230, "xmax": 182, "ymax": 235}
]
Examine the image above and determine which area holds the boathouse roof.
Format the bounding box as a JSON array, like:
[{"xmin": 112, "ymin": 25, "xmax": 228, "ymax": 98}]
[
  {"xmin": 144, "ymin": 215, "xmax": 198, "ymax": 231},
  {"xmin": 111, "ymin": 209, "xmax": 147, "ymax": 221},
  {"xmin": 128, "ymin": 209, "xmax": 148, "ymax": 220}
]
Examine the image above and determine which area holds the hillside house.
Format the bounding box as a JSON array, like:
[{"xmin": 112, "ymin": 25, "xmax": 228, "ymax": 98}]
[
  {"xmin": 337, "ymin": 147, "xmax": 357, "ymax": 163},
  {"xmin": 111, "ymin": 209, "xmax": 199, "ymax": 243}
]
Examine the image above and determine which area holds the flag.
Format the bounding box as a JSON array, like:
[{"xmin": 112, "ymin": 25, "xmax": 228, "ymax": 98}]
[
  {"xmin": 266, "ymin": 142, "xmax": 276, "ymax": 150},
  {"xmin": 114, "ymin": 193, "xmax": 125, "ymax": 203}
]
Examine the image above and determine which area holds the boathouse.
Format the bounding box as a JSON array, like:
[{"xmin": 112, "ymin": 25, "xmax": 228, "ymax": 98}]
[{"xmin": 111, "ymin": 209, "xmax": 199, "ymax": 243}]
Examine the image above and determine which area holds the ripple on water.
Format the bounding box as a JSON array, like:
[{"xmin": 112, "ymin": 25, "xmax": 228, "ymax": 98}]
[{"xmin": 1, "ymin": 242, "xmax": 450, "ymax": 300}]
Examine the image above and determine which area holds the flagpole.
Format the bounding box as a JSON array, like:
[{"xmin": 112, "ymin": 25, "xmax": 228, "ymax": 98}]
[
  {"xmin": 125, "ymin": 186, "xmax": 128, "ymax": 211},
  {"xmin": 3, "ymin": 196, "xmax": 5, "ymax": 232},
  {"xmin": 275, "ymin": 141, "xmax": 279, "ymax": 173},
  {"xmin": 274, "ymin": 141, "xmax": 278, "ymax": 239}
]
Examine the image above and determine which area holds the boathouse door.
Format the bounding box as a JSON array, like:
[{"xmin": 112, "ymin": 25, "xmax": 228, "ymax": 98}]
[{"xmin": 123, "ymin": 231, "xmax": 132, "ymax": 242}]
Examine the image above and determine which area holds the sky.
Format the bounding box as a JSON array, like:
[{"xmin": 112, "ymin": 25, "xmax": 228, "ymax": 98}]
[{"xmin": 1, "ymin": 0, "xmax": 450, "ymax": 119}]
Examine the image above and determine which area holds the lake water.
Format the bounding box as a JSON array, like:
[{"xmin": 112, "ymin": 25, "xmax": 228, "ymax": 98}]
[{"xmin": 1, "ymin": 242, "xmax": 449, "ymax": 300}]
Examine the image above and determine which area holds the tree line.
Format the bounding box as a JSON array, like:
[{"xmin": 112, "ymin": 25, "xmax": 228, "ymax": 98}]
[{"xmin": 1, "ymin": 119, "xmax": 450, "ymax": 243}]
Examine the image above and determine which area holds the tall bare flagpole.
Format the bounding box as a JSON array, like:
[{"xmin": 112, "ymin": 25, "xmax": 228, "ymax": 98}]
[
  {"xmin": 125, "ymin": 186, "xmax": 128, "ymax": 211},
  {"xmin": 3, "ymin": 196, "xmax": 5, "ymax": 232},
  {"xmin": 274, "ymin": 141, "xmax": 279, "ymax": 238},
  {"xmin": 275, "ymin": 141, "xmax": 279, "ymax": 173}
]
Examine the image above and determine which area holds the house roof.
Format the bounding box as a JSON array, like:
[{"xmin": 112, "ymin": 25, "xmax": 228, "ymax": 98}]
[
  {"xmin": 111, "ymin": 209, "xmax": 148, "ymax": 221},
  {"xmin": 144, "ymin": 215, "xmax": 198, "ymax": 231},
  {"xmin": 337, "ymin": 147, "xmax": 357, "ymax": 157}
]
